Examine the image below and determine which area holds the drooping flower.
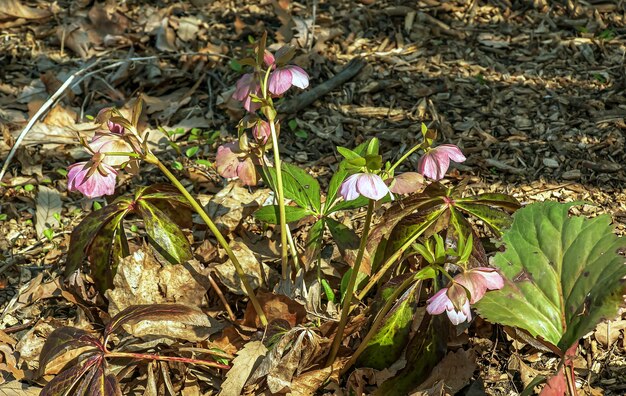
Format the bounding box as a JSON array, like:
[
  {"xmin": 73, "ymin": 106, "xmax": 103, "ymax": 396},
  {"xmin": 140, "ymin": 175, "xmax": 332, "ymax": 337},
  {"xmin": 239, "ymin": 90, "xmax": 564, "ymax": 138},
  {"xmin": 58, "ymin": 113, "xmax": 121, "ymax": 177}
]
[
  {"xmin": 426, "ymin": 267, "xmax": 504, "ymax": 325},
  {"xmin": 215, "ymin": 143, "xmax": 259, "ymax": 186},
  {"xmin": 339, "ymin": 173, "xmax": 390, "ymax": 201},
  {"xmin": 67, "ymin": 155, "xmax": 117, "ymax": 198},
  {"xmin": 418, "ymin": 144, "xmax": 466, "ymax": 181},
  {"xmin": 233, "ymin": 73, "xmax": 261, "ymax": 112},
  {"xmin": 426, "ymin": 284, "xmax": 472, "ymax": 325},
  {"xmin": 268, "ymin": 65, "xmax": 309, "ymax": 96}
]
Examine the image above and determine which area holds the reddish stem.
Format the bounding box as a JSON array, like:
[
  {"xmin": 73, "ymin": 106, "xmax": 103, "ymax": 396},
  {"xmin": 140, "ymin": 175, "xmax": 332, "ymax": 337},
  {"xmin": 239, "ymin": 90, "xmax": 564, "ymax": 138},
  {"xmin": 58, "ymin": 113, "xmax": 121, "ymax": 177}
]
[{"xmin": 106, "ymin": 351, "xmax": 229, "ymax": 369}]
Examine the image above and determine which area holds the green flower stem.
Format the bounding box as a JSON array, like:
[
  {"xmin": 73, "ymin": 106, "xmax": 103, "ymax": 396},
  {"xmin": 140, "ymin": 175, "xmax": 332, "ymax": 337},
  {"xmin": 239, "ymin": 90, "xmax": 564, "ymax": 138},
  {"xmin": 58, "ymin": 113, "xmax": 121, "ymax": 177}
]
[
  {"xmin": 356, "ymin": 207, "xmax": 446, "ymax": 301},
  {"xmin": 268, "ymin": 116, "xmax": 289, "ymax": 280},
  {"xmin": 146, "ymin": 154, "xmax": 267, "ymax": 327},
  {"xmin": 388, "ymin": 141, "xmax": 424, "ymax": 174},
  {"xmin": 103, "ymin": 152, "xmax": 141, "ymax": 158},
  {"xmin": 106, "ymin": 351, "xmax": 229, "ymax": 369},
  {"xmin": 326, "ymin": 200, "xmax": 375, "ymax": 367},
  {"xmin": 341, "ymin": 275, "xmax": 421, "ymax": 375}
]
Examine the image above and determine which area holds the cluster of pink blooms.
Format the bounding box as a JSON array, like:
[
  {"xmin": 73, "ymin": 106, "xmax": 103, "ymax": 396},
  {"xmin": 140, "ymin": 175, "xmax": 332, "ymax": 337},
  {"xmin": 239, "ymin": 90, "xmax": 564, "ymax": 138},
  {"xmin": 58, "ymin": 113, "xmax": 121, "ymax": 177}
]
[
  {"xmin": 67, "ymin": 113, "xmax": 134, "ymax": 198},
  {"xmin": 426, "ymin": 267, "xmax": 504, "ymax": 325},
  {"xmin": 338, "ymin": 144, "xmax": 466, "ymax": 202},
  {"xmin": 218, "ymin": 45, "xmax": 309, "ymax": 185}
]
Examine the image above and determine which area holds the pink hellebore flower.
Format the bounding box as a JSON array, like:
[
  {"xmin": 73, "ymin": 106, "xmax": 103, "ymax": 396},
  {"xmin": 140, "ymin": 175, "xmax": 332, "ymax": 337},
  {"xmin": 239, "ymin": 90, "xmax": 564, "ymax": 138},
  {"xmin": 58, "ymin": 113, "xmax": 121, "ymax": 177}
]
[
  {"xmin": 339, "ymin": 173, "xmax": 390, "ymax": 201},
  {"xmin": 215, "ymin": 143, "xmax": 259, "ymax": 186},
  {"xmin": 387, "ymin": 172, "xmax": 424, "ymax": 195},
  {"xmin": 67, "ymin": 157, "xmax": 117, "ymax": 199},
  {"xmin": 233, "ymin": 73, "xmax": 261, "ymax": 112},
  {"xmin": 268, "ymin": 65, "xmax": 309, "ymax": 96},
  {"xmin": 426, "ymin": 267, "xmax": 504, "ymax": 325},
  {"xmin": 418, "ymin": 144, "xmax": 466, "ymax": 181}
]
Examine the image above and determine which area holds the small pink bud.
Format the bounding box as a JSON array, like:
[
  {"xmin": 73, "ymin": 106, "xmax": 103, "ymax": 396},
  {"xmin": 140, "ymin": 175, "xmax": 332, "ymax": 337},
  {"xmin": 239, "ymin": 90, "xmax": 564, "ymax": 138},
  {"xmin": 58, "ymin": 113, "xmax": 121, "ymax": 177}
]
[
  {"xmin": 418, "ymin": 144, "xmax": 466, "ymax": 180},
  {"xmin": 252, "ymin": 120, "xmax": 271, "ymax": 144}
]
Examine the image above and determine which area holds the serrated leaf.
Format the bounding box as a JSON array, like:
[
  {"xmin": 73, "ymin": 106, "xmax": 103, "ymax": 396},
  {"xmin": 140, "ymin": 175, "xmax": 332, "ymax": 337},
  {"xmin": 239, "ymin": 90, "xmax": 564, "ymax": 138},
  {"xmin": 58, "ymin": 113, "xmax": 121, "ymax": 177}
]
[
  {"xmin": 455, "ymin": 193, "xmax": 521, "ymax": 212},
  {"xmin": 105, "ymin": 304, "xmax": 203, "ymax": 338},
  {"xmin": 137, "ymin": 200, "xmax": 192, "ymax": 264},
  {"xmin": 39, "ymin": 327, "xmax": 101, "ymax": 376},
  {"xmin": 304, "ymin": 219, "xmax": 325, "ymax": 266},
  {"xmin": 66, "ymin": 202, "xmax": 129, "ymax": 276},
  {"xmin": 263, "ymin": 163, "xmax": 321, "ymax": 213},
  {"xmin": 254, "ymin": 206, "xmax": 313, "ymax": 224},
  {"xmin": 475, "ymin": 202, "xmax": 626, "ymax": 351},
  {"xmin": 358, "ymin": 282, "xmax": 419, "ymax": 369},
  {"xmin": 35, "ymin": 186, "xmax": 62, "ymax": 238},
  {"xmin": 324, "ymin": 167, "xmax": 348, "ymax": 213}
]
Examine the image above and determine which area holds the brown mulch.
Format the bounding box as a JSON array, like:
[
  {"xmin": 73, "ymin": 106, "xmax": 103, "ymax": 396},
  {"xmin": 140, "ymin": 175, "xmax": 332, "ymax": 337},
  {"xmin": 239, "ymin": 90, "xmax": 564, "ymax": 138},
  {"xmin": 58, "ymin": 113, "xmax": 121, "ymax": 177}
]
[{"xmin": 1, "ymin": 0, "xmax": 625, "ymax": 394}]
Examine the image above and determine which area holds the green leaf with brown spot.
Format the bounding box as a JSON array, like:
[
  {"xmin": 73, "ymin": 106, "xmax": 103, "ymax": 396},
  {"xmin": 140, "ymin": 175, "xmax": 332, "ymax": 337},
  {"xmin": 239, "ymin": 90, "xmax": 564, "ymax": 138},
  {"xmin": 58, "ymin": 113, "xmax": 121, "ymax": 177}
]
[{"xmin": 136, "ymin": 200, "xmax": 192, "ymax": 264}]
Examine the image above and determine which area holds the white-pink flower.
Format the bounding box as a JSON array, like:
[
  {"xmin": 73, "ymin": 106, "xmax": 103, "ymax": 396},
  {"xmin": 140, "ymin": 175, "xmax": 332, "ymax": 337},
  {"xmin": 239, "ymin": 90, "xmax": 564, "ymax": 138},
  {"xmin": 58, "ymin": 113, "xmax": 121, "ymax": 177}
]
[
  {"xmin": 339, "ymin": 173, "xmax": 390, "ymax": 201},
  {"xmin": 67, "ymin": 159, "xmax": 117, "ymax": 198},
  {"xmin": 418, "ymin": 144, "xmax": 466, "ymax": 180},
  {"xmin": 268, "ymin": 65, "xmax": 309, "ymax": 96},
  {"xmin": 89, "ymin": 134, "xmax": 134, "ymax": 167},
  {"xmin": 215, "ymin": 143, "xmax": 259, "ymax": 186},
  {"xmin": 233, "ymin": 73, "xmax": 261, "ymax": 112},
  {"xmin": 426, "ymin": 267, "xmax": 504, "ymax": 325}
]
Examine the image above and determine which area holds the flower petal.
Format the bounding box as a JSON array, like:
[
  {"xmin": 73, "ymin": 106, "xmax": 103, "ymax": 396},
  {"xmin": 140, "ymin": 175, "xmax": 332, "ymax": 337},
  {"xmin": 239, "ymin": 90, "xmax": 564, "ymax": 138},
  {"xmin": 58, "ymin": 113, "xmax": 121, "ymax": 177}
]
[
  {"xmin": 215, "ymin": 143, "xmax": 240, "ymax": 179},
  {"xmin": 437, "ymin": 144, "xmax": 466, "ymax": 163},
  {"xmin": 285, "ymin": 66, "xmax": 309, "ymax": 89},
  {"xmin": 68, "ymin": 162, "xmax": 117, "ymax": 198},
  {"xmin": 388, "ymin": 172, "xmax": 424, "ymax": 194},
  {"xmin": 339, "ymin": 174, "xmax": 361, "ymax": 201},
  {"xmin": 426, "ymin": 288, "xmax": 451, "ymax": 315},
  {"xmin": 356, "ymin": 173, "xmax": 389, "ymax": 201},
  {"xmin": 268, "ymin": 68, "xmax": 293, "ymax": 95}
]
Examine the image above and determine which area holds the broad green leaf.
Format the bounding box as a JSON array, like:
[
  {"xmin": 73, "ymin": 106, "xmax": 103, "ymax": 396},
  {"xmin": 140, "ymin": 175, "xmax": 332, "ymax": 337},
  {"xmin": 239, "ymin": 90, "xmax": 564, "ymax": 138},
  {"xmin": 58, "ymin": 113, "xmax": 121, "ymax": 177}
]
[
  {"xmin": 253, "ymin": 206, "xmax": 313, "ymax": 224},
  {"xmin": 137, "ymin": 200, "xmax": 192, "ymax": 264},
  {"xmin": 87, "ymin": 211, "xmax": 126, "ymax": 293},
  {"xmin": 324, "ymin": 166, "xmax": 348, "ymax": 213},
  {"xmin": 321, "ymin": 278, "xmax": 335, "ymax": 303},
  {"xmin": 336, "ymin": 146, "xmax": 362, "ymax": 161},
  {"xmin": 358, "ymin": 282, "xmax": 419, "ymax": 369},
  {"xmin": 263, "ymin": 163, "xmax": 321, "ymax": 213},
  {"xmin": 475, "ymin": 202, "xmax": 626, "ymax": 351},
  {"xmin": 39, "ymin": 327, "xmax": 101, "ymax": 376},
  {"xmin": 66, "ymin": 202, "xmax": 129, "ymax": 276},
  {"xmin": 105, "ymin": 304, "xmax": 203, "ymax": 338},
  {"xmin": 454, "ymin": 202, "xmax": 513, "ymax": 236}
]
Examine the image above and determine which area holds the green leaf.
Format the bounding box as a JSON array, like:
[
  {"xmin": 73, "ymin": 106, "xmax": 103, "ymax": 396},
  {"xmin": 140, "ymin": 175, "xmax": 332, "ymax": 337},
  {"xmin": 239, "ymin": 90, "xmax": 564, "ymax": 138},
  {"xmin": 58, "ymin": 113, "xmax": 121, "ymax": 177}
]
[
  {"xmin": 137, "ymin": 200, "xmax": 192, "ymax": 264},
  {"xmin": 263, "ymin": 162, "xmax": 321, "ymax": 213},
  {"xmin": 0, "ymin": 214, "xmax": 7, "ymax": 221},
  {"xmin": 324, "ymin": 167, "xmax": 348, "ymax": 213},
  {"xmin": 253, "ymin": 206, "xmax": 313, "ymax": 224},
  {"xmin": 340, "ymin": 268, "xmax": 368, "ymax": 302},
  {"xmin": 304, "ymin": 219, "xmax": 325, "ymax": 266},
  {"xmin": 24, "ymin": 184, "xmax": 35, "ymax": 192},
  {"xmin": 66, "ymin": 202, "xmax": 129, "ymax": 276},
  {"xmin": 294, "ymin": 130, "xmax": 308, "ymax": 139},
  {"xmin": 43, "ymin": 228, "xmax": 54, "ymax": 241},
  {"xmin": 196, "ymin": 159, "xmax": 212, "ymax": 167},
  {"xmin": 288, "ymin": 119, "xmax": 298, "ymax": 131},
  {"xmin": 475, "ymin": 202, "xmax": 626, "ymax": 351},
  {"xmin": 321, "ymin": 278, "xmax": 335, "ymax": 303},
  {"xmin": 455, "ymin": 192, "xmax": 521, "ymax": 212},
  {"xmin": 185, "ymin": 146, "xmax": 200, "ymax": 157},
  {"xmin": 87, "ymin": 211, "xmax": 126, "ymax": 293},
  {"xmin": 358, "ymin": 282, "xmax": 419, "ymax": 369},
  {"xmin": 454, "ymin": 202, "xmax": 513, "ymax": 236},
  {"xmin": 93, "ymin": 201, "xmax": 102, "ymax": 210},
  {"xmin": 336, "ymin": 146, "xmax": 362, "ymax": 161},
  {"xmin": 172, "ymin": 161, "xmax": 183, "ymax": 170},
  {"xmin": 229, "ymin": 58, "xmax": 242, "ymax": 72}
]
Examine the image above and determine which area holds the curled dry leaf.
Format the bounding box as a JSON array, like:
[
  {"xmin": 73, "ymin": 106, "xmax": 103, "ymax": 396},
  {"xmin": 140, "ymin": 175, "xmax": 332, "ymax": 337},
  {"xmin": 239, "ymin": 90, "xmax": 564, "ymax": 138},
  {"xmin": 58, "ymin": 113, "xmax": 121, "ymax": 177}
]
[
  {"xmin": 409, "ymin": 348, "xmax": 477, "ymax": 395},
  {"xmin": 0, "ymin": 0, "xmax": 51, "ymax": 21},
  {"xmin": 204, "ymin": 182, "xmax": 269, "ymax": 234},
  {"xmin": 218, "ymin": 341, "xmax": 267, "ymax": 396},
  {"xmin": 106, "ymin": 250, "xmax": 222, "ymax": 342}
]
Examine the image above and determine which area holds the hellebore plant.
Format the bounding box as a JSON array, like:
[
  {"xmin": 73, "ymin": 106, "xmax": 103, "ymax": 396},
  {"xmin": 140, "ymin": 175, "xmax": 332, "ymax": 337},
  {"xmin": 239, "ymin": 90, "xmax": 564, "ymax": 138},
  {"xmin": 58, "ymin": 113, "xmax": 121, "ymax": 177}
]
[
  {"xmin": 222, "ymin": 33, "xmax": 310, "ymax": 281},
  {"xmin": 66, "ymin": 99, "xmax": 268, "ymax": 326}
]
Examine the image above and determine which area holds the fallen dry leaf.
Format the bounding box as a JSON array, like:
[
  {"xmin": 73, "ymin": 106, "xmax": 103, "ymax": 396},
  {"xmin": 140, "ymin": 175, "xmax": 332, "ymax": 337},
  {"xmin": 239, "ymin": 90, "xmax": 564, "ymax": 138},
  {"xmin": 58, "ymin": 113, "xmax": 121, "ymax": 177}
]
[
  {"xmin": 0, "ymin": 380, "xmax": 42, "ymax": 395},
  {"xmin": 0, "ymin": 0, "xmax": 50, "ymax": 21},
  {"xmin": 594, "ymin": 320, "xmax": 626, "ymax": 348},
  {"xmin": 35, "ymin": 185, "xmax": 61, "ymax": 238},
  {"xmin": 212, "ymin": 240, "xmax": 279, "ymax": 295},
  {"xmin": 106, "ymin": 250, "xmax": 223, "ymax": 341},
  {"xmin": 219, "ymin": 341, "xmax": 267, "ymax": 396},
  {"xmin": 242, "ymin": 291, "xmax": 307, "ymax": 328},
  {"xmin": 204, "ymin": 182, "xmax": 269, "ymax": 234},
  {"xmin": 410, "ymin": 348, "xmax": 477, "ymax": 395},
  {"xmin": 508, "ymin": 354, "xmax": 544, "ymax": 389}
]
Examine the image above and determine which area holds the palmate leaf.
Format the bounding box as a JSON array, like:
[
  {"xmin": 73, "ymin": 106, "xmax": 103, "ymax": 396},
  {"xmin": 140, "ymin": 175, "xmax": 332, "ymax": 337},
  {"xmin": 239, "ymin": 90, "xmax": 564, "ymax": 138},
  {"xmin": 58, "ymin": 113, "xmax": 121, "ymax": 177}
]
[
  {"xmin": 475, "ymin": 202, "xmax": 626, "ymax": 351},
  {"xmin": 88, "ymin": 211, "xmax": 126, "ymax": 293},
  {"xmin": 262, "ymin": 162, "xmax": 321, "ymax": 214},
  {"xmin": 105, "ymin": 304, "xmax": 203, "ymax": 338},
  {"xmin": 40, "ymin": 354, "xmax": 100, "ymax": 396},
  {"xmin": 136, "ymin": 200, "xmax": 192, "ymax": 264},
  {"xmin": 39, "ymin": 327, "xmax": 102, "ymax": 376}
]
